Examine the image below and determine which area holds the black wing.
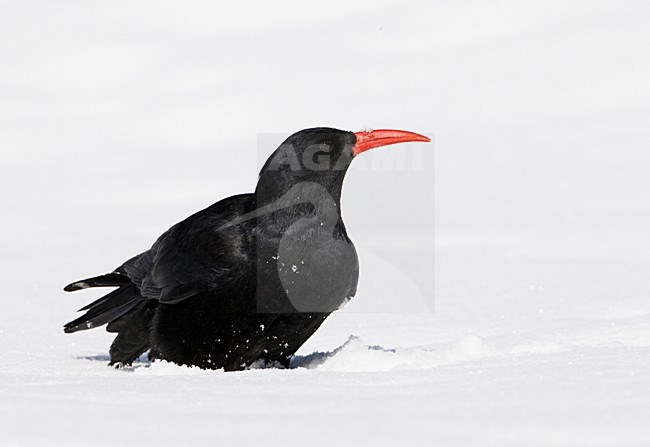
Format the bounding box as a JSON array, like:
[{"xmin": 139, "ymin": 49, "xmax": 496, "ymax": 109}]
[
  {"xmin": 64, "ymin": 193, "xmax": 255, "ymax": 332},
  {"xmin": 121, "ymin": 193, "xmax": 255, "ymax": 304}
]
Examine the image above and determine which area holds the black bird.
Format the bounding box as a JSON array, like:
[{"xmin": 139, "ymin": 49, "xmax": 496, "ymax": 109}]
[{"xmin": 64, "ymin": 127, "xmax": 430, "ymax": 371}]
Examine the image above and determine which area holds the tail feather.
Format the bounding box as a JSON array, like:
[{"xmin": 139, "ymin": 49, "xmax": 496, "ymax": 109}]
[
  {"xmin": 64, "ymin": 273, "xmax": 130, "ymax": 292},
  {"xmin": 64, "ymin": 283, "xmax": 142, "ymax": 334}
]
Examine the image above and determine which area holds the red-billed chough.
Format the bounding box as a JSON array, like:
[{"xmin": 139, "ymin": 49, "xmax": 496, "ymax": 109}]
[{"xmin": 64, "ymin": 127, "xmax": 430, "ymax": 370}]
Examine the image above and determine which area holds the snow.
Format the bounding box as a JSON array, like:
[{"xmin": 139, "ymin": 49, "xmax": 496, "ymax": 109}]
[{"xmin": 2, "ymin": 1, "xmax": 650, "ymax": 445}]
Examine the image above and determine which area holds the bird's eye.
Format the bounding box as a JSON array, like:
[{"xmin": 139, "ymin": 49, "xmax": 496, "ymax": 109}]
[{"xmin": 302, "ymin": 143, "xmax": 334, "ymax": 171}]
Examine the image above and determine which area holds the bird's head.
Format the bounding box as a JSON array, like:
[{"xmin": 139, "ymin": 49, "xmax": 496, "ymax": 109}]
[{"xmin": 256, "ymin": 127, "xmax": 430, "ymax": 202}]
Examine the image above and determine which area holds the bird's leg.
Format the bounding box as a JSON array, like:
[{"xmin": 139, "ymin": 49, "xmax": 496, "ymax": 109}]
[{"xmin": 147, "ymin": 348, "xmax": 160, "ymax": 362}]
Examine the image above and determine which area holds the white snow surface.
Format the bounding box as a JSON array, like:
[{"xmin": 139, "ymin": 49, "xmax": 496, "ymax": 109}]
[{"xmin": 2, "ymin": 1, "xmax": 650, "ymax": 446}]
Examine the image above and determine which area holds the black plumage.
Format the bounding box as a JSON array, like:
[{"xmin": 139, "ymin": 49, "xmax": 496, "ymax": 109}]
[{"xmin": 64, "ymin": 127, "xmax": 429, "ymax": 370}]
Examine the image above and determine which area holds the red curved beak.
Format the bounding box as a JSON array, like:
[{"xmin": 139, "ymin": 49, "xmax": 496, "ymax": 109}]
[{"xmin": 353, "ymin": 129, "xmax": 431, "ymax": 156}]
